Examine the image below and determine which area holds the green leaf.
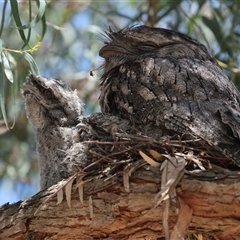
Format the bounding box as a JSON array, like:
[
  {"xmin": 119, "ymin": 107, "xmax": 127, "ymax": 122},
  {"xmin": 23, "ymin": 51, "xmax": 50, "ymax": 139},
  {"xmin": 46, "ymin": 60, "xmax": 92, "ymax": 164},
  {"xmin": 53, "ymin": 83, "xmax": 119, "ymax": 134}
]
[
  {"xmin": 10, "ymin": 0, "xmax": 27, "ymax": 45},
  {"xmin": 10, "ymin": 0, "xmax": 46, "ymax": 49},
  {"xmin": 0, "ymin": 0, "xmax": 8, "ymax": 38},
  {"xmin": 12, "ymin": 0, "xmax": 47, "ymax": 30},
  {"xmin": 202, "ymin": 15, "xmax": 223, "ymax": 41},
  {"xmin": 0, "ymin": 39, "xmax": 2, "ymax": 54},
  {"xmin": 21, "ymin": 52, "xmax": 40, "ymax": 75},
  {"xmin": 41, "ymin": 11, "xmax": 47, "ymax": 39},
  {"xmin": 1, "ymin": 52, "xmax": 14, "ymax": 83},
  {"xmin": 21, "ymin": 0, "xmax": 32, "ymax": 49},
  {"xmin": 0, "ymin": 60, "xmax": 8, "ymax": 129}
]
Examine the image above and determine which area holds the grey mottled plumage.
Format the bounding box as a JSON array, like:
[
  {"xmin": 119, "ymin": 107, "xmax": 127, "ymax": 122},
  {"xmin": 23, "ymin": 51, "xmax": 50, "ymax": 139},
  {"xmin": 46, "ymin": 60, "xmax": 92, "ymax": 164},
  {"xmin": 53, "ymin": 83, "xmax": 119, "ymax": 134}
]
[
  {"xmin": 22, "ymin": 74, "xmax": 85, "ymax": 189},
  {"xmin": 22, "ymin": 75, "xmax": 160, "ymax": 189},
  {"xmin": 99, "ymin": 25, "xmax": 240, "ymax": 165}
]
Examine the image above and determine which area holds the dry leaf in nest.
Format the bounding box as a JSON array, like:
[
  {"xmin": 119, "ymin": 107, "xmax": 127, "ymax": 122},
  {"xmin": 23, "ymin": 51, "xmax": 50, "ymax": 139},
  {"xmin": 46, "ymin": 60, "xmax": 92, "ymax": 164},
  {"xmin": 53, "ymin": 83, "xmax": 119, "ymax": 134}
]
[
  {"xmin": 139, "ymin": 150, "xmax": 162, "ymax": 167},
  {"xmin": 75, "ymin": 176, "xmax": 86, "ymax": 204},
  {"xmin": 123, "ymin": 160, "xmax": 146, "ymax": 192},
  {"xmin": 138, "ymin": 150, "xmax": 185, "ymax": 203},
  {"xmin": 139, "ymin": 149, "xmax": 189, "ymax": 239},
  {"xmin": 171, "ymin": 198, "xmax": 193, "ymax": 239},
  {"xmin": 65, "ymin": 177, "xmax": 75, "ymax": 208},
  {"xmin": 139, "ymin": 150, "xmax": 185, "ymax": 206},
  {"xmin": 149, "ymin": 149, "xmax": 163, "ymax": 161},
  {"xmin": 161, "ymin": 155, "xmax": 186, "ymax": 235},
  {"xmin": 57, "ymin": 188, "xmax": 64, "ymax": 205}
]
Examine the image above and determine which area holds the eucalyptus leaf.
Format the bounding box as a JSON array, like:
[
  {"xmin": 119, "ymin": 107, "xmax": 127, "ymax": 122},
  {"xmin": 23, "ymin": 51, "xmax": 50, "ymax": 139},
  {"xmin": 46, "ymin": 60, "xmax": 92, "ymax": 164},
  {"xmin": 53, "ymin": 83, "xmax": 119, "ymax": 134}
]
[
  {"xmin": 0, "ymin": 60, "xmax": 8, "ymax": 128},
  {"xmin": 0, "ymin": 0, "xmax": 8, "ymax": 38},
  {"xmin": 0, "ymin": 39, "xmax": 2, "ymax": 54},
  {"xmin": 202, "ymin": 15, "xmax": 223, "ymax": 41},
  {"xmin": 10, "ymin": 0, "xmax": 27, "ymax": 45},
  {"xmin": 21, "ymin": 0, "xmax": 32, "ymax": 50},
  {"xmin": 41, "ymin": 10, "xmax": 47, "ymax": 39},
  {"xmin": 65, "ymin": 178, "xmax": 74, "ymax": 208},
  {"xmin": 21, "ymin": 52, "xmax": 40, "ymax": 75},
  {"xmin": 13, "ymin": 0, "xmax": 47, "ymax": 30},
  {"xmin": 1, "ymin": 52, "xmax": 14, "ymax": 83}
]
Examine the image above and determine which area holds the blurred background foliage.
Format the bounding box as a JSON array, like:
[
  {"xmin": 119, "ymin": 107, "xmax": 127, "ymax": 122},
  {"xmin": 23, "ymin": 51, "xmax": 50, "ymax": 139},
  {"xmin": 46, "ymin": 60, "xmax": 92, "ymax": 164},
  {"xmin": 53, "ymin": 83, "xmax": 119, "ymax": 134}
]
[{"xmin": 0, "ymin": 0, "xmax": 239, "ymax": 204}]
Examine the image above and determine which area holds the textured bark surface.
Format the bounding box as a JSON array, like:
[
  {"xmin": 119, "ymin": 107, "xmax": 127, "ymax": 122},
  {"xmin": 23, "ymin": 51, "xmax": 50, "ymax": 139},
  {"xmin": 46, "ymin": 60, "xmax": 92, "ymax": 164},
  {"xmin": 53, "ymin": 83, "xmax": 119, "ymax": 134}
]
[{"xmin": 1, "ymin": 168, "xmax": 240, "ymax": 240}]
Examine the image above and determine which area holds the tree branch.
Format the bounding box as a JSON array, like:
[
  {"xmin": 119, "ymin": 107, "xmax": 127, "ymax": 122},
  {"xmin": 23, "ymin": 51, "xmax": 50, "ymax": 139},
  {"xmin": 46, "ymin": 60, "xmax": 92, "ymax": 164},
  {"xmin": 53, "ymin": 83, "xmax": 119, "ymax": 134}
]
[{"xmin": 1, "ymin": 166, "xmax": 240, "ymax": 240}]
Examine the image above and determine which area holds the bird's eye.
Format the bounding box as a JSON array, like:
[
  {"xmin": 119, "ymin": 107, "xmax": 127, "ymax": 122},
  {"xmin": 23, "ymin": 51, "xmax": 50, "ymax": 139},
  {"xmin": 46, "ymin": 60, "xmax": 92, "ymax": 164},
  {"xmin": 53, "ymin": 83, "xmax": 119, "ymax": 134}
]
[{"xmin": 43, "ymin": 89, "xmax": 53, "ymax": 97}]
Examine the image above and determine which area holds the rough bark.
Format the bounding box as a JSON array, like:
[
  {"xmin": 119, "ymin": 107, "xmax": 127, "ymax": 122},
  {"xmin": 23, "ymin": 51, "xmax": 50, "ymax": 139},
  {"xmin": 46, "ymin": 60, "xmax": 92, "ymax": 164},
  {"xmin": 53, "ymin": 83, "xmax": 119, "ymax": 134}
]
[{"xmin": 1, "ymin": 166, "xmax": 240, "ymax": 240}]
